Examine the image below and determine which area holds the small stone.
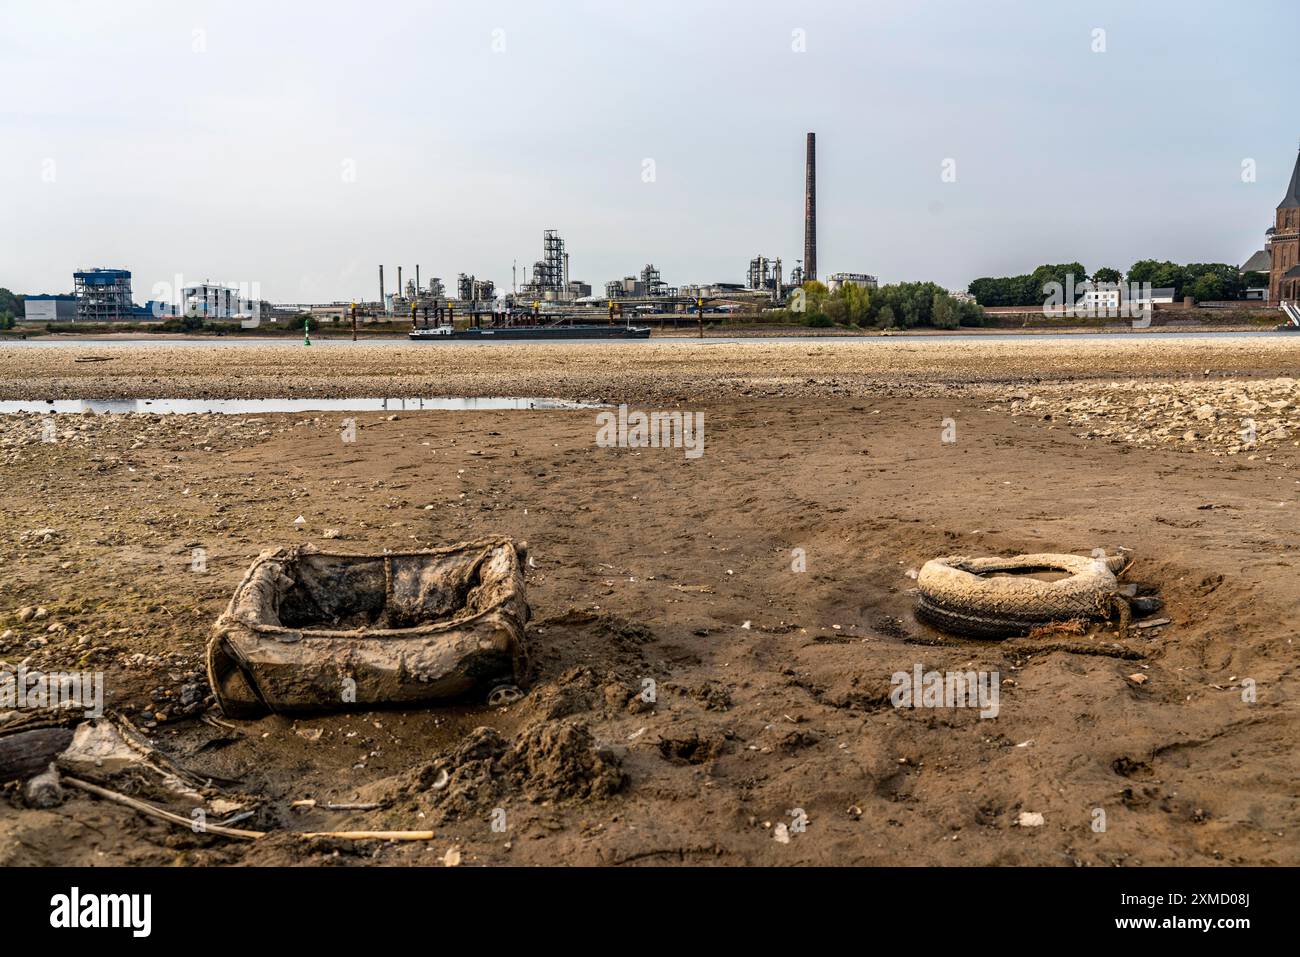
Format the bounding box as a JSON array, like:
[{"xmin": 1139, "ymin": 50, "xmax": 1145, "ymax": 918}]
[
  {"xmin": 1017, "ymin": 811, "xmax": 1044, "ymax": 827},
  {"xmin": 24, "ymin": 764, "xmax": 64, "ymax": 809}
]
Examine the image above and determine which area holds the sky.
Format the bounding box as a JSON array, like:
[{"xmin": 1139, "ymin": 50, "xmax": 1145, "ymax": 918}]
[{"xmin": 1, "ymin": 0, "xmax": 1297, "ymax": 304}]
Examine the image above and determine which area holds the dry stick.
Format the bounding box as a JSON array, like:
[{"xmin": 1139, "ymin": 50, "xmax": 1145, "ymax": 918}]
[
  {"xmin": 64, "ymin": 777, "xmax": 434, "ymax": 842},
  {"xmin": 200, "ymin": 712, "xmax": 244, "ymax": 733},
  {"xmin": 63, "ymin": 776, "xmax": 265, "ymax": 840},
  {"xmin": 300, "ymin": 831, "xmax": 435, "ymax": 841},
  {"xmin": 291, "ymin": 799, "xmax": 384, "ymax": 811}
]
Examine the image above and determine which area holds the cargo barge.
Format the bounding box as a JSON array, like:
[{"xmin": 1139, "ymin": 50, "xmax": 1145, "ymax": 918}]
[{"xmin": 409, "ymin": 323, "xmax": 650, "ymax": 341}]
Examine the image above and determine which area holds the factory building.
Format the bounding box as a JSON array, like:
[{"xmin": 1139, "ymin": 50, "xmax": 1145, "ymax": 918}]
[
  {"xmin": 519, "ymin": 229, "xmax": 570, "ymax": 302},
  {"xmin": 681, "ymin": 282, "xmax": 747, "ymax": 298},
  {"xmin": 74, "ymin": 268, "xmax": 133, "ymax": 322},
  {"xmin": 825, "ymin": 272, "xmax": 878, "ymax": 293},
  {"xmin": 746, "ymin": 256, "xmax": 785, "ymax": 298},
  {"xmin": 457, "ymin": 274, "xmax": 495, "ymax": 302},
  {"xmin": 180, "ymin": 282, "xmax": 257, "ymax": 319},
  {"xmin": 23, "ymin": 294, "xmax": 78, "ymax": 323}
]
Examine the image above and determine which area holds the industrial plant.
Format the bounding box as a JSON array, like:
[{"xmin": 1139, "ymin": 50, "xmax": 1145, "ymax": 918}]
[{"xmin": 25, "ymin": 132, "xmax": 880, "ymax": 328}]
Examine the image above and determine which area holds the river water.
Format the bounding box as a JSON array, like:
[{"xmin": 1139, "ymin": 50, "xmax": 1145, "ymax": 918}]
[{"xmin": 0, "ymin": 330, "xmax": 1293, "ymax": 348}]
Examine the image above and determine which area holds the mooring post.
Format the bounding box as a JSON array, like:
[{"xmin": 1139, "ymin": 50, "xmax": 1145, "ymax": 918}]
[{"xmin": 304, "ymin": 316, "xmax": 311, "ymax": 346}]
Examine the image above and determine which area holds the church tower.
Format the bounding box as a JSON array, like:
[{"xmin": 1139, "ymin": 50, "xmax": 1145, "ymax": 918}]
[{"xmin": 1269, "ymin": 148, "xmax": 1300, "ymax": 304}]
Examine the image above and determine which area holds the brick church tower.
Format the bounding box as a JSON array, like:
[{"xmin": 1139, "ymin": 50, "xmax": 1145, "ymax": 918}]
[{"xmin": 1268, "ymin": 149, "xmax": 1300, "ymax": 304}]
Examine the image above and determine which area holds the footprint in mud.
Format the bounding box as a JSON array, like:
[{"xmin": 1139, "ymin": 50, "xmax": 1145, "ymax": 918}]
[
  {"xmin": 657, "ymin": 733, "xmax": 726, "ymax": 766},
  {"xmin": 1111, "ymin": 756, "xmax": 1153, "ymax": 778}
]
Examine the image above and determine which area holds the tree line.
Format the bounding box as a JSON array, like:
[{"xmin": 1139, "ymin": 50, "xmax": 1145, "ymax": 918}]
[
  {"xmin": 968, "ymin": 261, "xmax": 1264, "ymax": 307},
  {"xmin": 0, "ymin": 288, "xmax": 22, "ymax": 329},
  {"xmin": 796, "ymin": 280, "xmax": 985, "ymax": 329}
]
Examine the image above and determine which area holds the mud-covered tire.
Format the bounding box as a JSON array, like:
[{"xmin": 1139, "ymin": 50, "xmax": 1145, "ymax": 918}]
[
  {"xmin": 487, "ymin": 684, "xmax": 523, "ymax": 707},
  {"xmin": 915, "ymin": 552, "xmax": 1128, "ymax": 639}
]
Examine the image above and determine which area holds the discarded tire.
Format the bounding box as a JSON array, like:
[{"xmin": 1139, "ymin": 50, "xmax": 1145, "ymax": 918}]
[
  {"xmin": 915, "ymin": 552, "xmax": 1129, "ymax": 639},
  {"xmin": 206, "ymin": 539, "xmax": 530, "ymax": 717}
]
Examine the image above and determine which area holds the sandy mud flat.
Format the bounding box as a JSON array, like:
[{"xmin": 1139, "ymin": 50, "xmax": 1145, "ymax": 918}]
[{"xmin": 0, "ymin": 338, "xmax": 1297, "ymax": 865}]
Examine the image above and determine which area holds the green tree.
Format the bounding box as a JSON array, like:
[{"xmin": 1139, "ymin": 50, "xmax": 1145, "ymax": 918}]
[
  {"xmin": 1183, "ymin": 263, "xmax": 1242, "ymax": 301},
  {"xmin": 957, "ymin": 298, "xmax": 985, "ymax": 327},
  {"xmin": 801, "ymin": 280, "xmax": 829, "ymax": 311},
  {"xmin": 0, "ymin": 287, "xmax": 22, "ymax": 327},
  {"xmin": 1186, "ymin": 272, "xmax": 1225, "ymax": 302},
  {"xmin": 1092, "ymin": 266, "xmax": 1122, "ymax": 285},
  {"xmin": 969, "ymin": 264, "xmax": 1085, "ymax": 306},
  {"xmin": 931, "ymin": 292, "xmax": 958, "ymax": 329},
  {"xmin": 841, "ymin": 283, "xmax": 872, "ymax": 325},
  {"xmin": 1029, "ymin": 263, "xmax": 1087, "ymax": 301},
  {"xmin": 1126, "ymin": 260, "xmax": 1186, "ymax": 293}
]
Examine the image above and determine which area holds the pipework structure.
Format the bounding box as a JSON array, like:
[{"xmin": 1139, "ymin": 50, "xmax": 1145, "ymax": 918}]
[
  {"xmin": 73, "ymin": 268, "xmax": 133, "ymax": 322},
  {"xmin": 519, "ymin": 228, "xmax": 571, "ymax": 301}
]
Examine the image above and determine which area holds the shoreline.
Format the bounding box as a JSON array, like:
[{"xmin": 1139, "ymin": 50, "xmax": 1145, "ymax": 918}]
[
  {"xmin": 4, "ymin": 336, "xmax": 1300, "ymax": 403},
  {"xmin": 0, "ymin": 315, "xmax": 1286, "ymax": 344}
]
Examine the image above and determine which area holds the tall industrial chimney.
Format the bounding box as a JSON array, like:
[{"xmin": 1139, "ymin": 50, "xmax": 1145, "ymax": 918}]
[
  {"xmin": 378, "ymin": 265, "xmax": 385, "ymax": 306},
  {"xmin": 397, "ymin": 266, "xmax": 403, "ymax": 300},
  {"xmin": 416, "ymin": 264, "xmax": 420, "ymax": 297},
  {"xmin": 804, "ymin": 132, "xmax": 816, "ymax": 283}
]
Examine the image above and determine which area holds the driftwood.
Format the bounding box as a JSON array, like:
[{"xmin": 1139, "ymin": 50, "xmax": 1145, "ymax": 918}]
[
  {"xmin": 64, "ymin": 777, "xmax": 434, "ymax": 842},
  {"xmin": 299, "ymin": 830, "xmax": 434, "ymax": 841},
  {"xmin": 58, "ymin": 714, "xmax": 219, "ymax": 798},
  {"xmin": 63, "ymin": 777, "xmax": 266, "ymax": 840},
  {"xmin": 0, "ymin": 727, "xmax": 75, "ymax": 783}
]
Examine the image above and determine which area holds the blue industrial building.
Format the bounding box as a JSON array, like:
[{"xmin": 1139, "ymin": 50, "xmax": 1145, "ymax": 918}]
[{"xmin": 73, "ymin": 267, "xmax": 133, "ymax": 322}]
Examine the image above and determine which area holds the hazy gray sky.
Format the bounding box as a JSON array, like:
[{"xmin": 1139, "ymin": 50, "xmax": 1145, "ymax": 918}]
[{"xmin": 2, "ymin": 0, "xmax": 1296, "ymax": 303}]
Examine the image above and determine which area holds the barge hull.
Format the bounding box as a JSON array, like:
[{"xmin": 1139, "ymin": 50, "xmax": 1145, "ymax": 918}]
[{"xmin": 409, "ymin": 325, "xmax": 651, "ymax": 341}]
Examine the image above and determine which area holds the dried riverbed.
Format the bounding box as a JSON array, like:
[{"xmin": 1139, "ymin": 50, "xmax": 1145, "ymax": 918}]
[{"xmin": 1, "ymin": 337, "xmax": 1297, "ymax": 866}]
